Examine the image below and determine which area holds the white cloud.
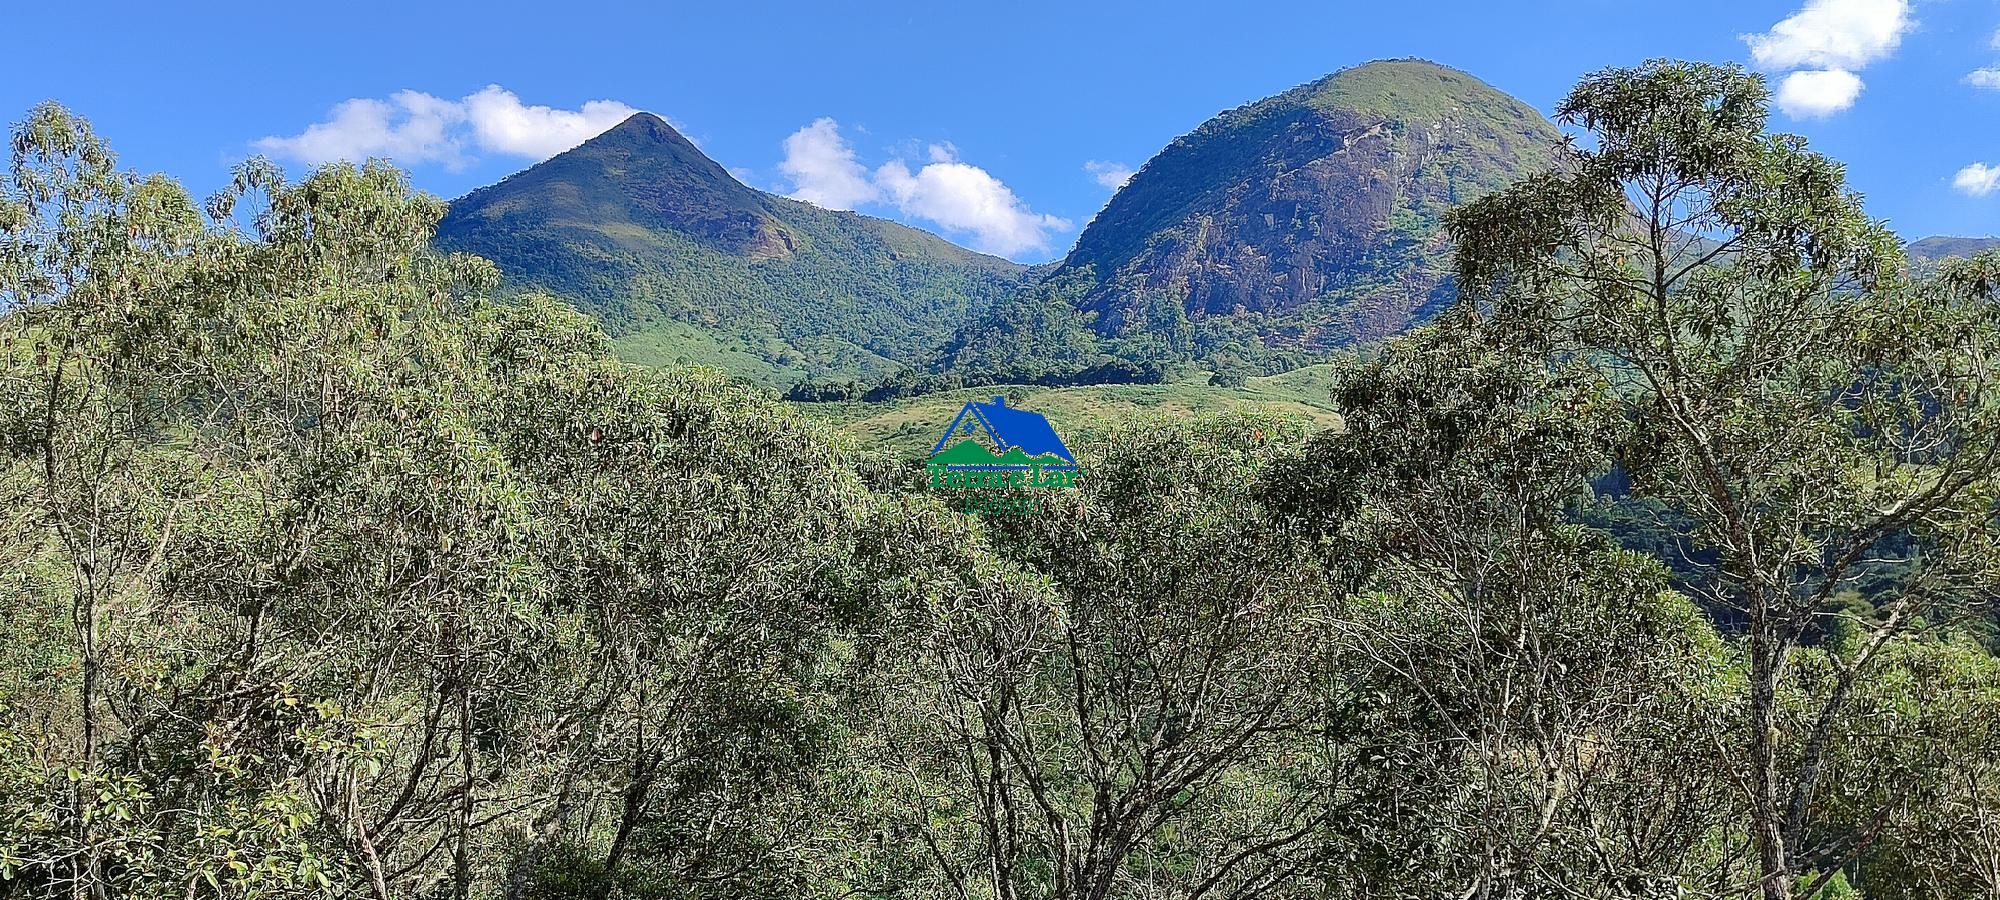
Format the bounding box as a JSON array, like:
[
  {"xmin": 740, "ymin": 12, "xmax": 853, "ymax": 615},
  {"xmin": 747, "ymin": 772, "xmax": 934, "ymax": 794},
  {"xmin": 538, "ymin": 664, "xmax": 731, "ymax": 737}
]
[
  {"xmin": 1744, "ymin": 0, "xmax": 1912, "ymax": 71},
  {"xmin": 1775, "ymin": 69, "xmax": 1865, "ymax": 117},
  {"xmin": 1084, "ymin": 160, "xmax": 1134, "ymax": 191},
  {"xmin": 1954, "ymin": 163, "xmax": 2000, "ymax": 197},
  {"xmin": 876, "ymin": 147, "xmax": 1072, "ymax": 257},
  {"xmin": 257, "ymin": 86, "xmax": 640, "ymax": 169},
  {"xmin": 460, "ymin": 86, "xmax": 639, "ymax": 159},
  {"xmin": 779, "ymin": 118, "xmax": 880, "ymax": 210},
  {"xmin": 255, "ymin": 90, "xmax": 469, "ymax": 169},
  {"xmin": 1968, "ymin": 68, "xmax": 2000, "ymax": 90},
  {"xmin": 778, "ymin": 119, "xmax": 1069, "ymax": 258},
  {"xmin": 1741, "ymin": 0, "xmax": 1910, "ymax": 119}
]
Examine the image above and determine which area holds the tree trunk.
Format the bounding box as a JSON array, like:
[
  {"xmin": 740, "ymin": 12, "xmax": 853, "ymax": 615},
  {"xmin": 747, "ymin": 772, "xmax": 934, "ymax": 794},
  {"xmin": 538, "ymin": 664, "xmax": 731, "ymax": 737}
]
[
  {"xmin": 453, "ymin": 677, "xmax": 476, "ymax": 900},
  {"xmin": 1748, "ymin": 612, "xmax": 1793, "ymax": 900}
]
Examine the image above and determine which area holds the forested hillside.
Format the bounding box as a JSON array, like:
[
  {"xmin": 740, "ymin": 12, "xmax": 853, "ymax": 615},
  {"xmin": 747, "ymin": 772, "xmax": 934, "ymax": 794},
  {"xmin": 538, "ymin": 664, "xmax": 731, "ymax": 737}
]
[
  {"xmin": 5, "ymin": 57, "xmax": 2000, "ymax": 900},
  {"xmin": 433, "ymin": 113, "xmax": 1028, "ymax": 387},
  {"xmin": 1055, "ymin": 59, "xmax": 1560, "ymax": 364}
]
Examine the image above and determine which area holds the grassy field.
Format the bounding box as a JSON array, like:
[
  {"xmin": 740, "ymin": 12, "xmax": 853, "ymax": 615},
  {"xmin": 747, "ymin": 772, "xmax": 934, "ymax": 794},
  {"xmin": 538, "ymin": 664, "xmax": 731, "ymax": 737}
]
[{"xmin": 801, "ymin": 365, "xmax": 1344, "ymax": 458}]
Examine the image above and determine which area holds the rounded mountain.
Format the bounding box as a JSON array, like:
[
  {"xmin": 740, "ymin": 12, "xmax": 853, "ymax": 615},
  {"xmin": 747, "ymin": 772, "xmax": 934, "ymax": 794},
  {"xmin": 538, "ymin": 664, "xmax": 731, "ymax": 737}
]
[{"xmin": 1063, "ymin": 59, "xmax": 1563, "ymax": 349}]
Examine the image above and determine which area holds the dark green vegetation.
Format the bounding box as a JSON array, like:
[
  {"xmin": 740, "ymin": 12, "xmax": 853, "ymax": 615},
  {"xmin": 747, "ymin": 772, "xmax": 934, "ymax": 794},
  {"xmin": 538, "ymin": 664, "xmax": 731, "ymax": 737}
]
[
  {"xmin": 8, "ymin": 58, "xmax": 2000, "ymax": 900},
  {"xmin": 433, "ymin": 113, "xmax": 1027, "ymax": 387},
  {"xmin": 785, "ymin": 270, "xmax": 1188, "ymax": 402}
]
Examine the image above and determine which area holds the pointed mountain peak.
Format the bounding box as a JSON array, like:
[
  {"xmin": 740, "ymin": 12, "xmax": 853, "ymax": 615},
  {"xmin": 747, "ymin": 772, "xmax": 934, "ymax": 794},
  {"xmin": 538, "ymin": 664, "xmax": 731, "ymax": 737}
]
[
  {"xmin": 551, "ymin": 109, "xmax": 733, "ymax": 191},
  {"xmin": 434, "ymin": 103, "xmax": 1027, "ymax": 389},
  {"xmin": 442, "ymin": 105, "xmax": 763, "ymax": 260},
  {"xmin": 592, "ymin": 111, "xmax": 694, "ymax": 148}
]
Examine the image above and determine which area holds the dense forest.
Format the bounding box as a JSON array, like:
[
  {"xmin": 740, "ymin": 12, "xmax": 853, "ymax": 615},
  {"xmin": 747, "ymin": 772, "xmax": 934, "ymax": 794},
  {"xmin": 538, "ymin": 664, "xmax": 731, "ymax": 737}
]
[{"xmin": 4, "ymin": 60, "xmax": 2000, "ymax": 900}]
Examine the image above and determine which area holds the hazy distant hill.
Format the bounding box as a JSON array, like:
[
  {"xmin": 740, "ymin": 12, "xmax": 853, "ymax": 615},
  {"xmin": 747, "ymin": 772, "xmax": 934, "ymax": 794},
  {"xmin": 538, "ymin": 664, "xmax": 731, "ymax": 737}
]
[
  {"xmin": 1907, "ymin": 236, "xmax": 2000, "ymax": 262},
  {"xmin": 434, "ymin": 113, "xmax": 1027, "ymax": 387}
]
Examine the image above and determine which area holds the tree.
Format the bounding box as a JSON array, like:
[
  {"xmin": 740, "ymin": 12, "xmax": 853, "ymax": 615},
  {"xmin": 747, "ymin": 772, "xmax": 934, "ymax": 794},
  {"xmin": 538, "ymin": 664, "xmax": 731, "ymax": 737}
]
[
  {"xmin": 490, "ymin": 356, "xmax": 873, "ymax": 900},
  {"xmin": 1828, "ymin": 637, "xmax": 2000, "ymax": 897},
  {"xmin": 860, "ymin": 415, "xmax": 1362, "ymax": 900},
  {"xmin": 0, "ymin": 103, "xmax": 876, "ymax": 900},
  {"xmin": 1445, "ymin": 60, "xmax": 2000, "ymax": 898},
  {"xmin": 0, "ymin": 103, "xmax": 424, "ymax": 900},
  {"xmin": 1273, "ymin": 310, "xmax": 1744, "ymax": 897}
]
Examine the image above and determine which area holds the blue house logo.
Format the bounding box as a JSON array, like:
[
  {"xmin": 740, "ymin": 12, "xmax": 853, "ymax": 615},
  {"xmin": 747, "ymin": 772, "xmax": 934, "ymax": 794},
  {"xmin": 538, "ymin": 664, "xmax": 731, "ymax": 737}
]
[{"xmin": 926, "ymin": 397, "xmax": 1079, "ymax": 497}]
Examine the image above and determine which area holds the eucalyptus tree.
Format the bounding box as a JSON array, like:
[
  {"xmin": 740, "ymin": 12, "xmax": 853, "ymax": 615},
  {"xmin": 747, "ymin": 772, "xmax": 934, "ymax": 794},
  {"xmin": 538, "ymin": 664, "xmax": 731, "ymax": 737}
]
[
  {"xmin": 0, "ymin": 102, "xmax": 875, "ymax": 900},
  {"xmin": 859, "ymin": 415, "xmax": 1366, "ymax": 900},
  {"xmin": 1269, "ymin": 309, "xmax": 1744, "ymax": 898},
  {"xmin": 1445, "ymin": 60, "xmax": 2000, "ymax": 898},
  {"xmin": 0, "ymin": 98, "xmax": 574, "ymax": 899},
  {"xmin": 1789, "ymin": 635, "xmax": 2000, "ymax": 897},
  {"xmin": 487, "ymin": 350, "xmax": 876, "ymax": 900},
  {"xmin": 1, "ymin": 104, "xmax": 391, "ymax": 899}
]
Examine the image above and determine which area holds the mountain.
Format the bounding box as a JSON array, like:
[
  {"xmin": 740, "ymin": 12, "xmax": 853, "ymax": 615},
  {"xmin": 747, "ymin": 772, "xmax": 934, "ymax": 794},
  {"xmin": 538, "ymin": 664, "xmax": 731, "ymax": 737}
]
[
  {"xmin": 434, "ymin": 113, "xmax": 1028, "ymax": 386},
  {"xmin": 1907, "ymin": 236, "xmax": 2000, "ymax": 263},
  {"xmin": 1052, "ymin": 59, "xmax": 1563, "ymax": 361}
]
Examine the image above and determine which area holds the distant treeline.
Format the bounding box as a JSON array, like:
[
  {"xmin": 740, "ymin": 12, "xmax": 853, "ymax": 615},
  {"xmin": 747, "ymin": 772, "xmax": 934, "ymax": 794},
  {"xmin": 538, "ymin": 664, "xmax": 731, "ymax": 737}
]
[
  {"xmin": 783, "ymin": 266, "xmax": 1328, "ymax": 402},
  {"xmin": 783, "ymin": 357, "xmax": 1172, "ymax": 402}
]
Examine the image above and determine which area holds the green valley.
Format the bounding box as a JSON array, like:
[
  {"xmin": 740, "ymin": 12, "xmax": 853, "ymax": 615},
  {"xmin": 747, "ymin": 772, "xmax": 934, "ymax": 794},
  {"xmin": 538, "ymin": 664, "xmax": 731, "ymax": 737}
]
[{"xmin": 814, "ymin": 365, "xmax": 1344, "ymax": 457}]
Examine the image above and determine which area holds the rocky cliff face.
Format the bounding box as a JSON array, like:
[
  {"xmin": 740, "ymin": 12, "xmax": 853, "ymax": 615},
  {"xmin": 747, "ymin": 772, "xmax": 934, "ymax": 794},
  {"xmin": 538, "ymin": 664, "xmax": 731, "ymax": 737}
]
[{"xmin": 1062, "ymin": 59, "xmax": 1563, "ymax": 349}]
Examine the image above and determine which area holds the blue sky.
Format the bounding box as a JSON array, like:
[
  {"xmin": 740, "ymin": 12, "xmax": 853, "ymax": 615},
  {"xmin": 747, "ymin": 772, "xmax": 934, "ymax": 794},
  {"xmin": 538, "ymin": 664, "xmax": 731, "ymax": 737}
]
[{"xmin": 5, "ymin": 0, "xmax": 1995, "ymax": 262}]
